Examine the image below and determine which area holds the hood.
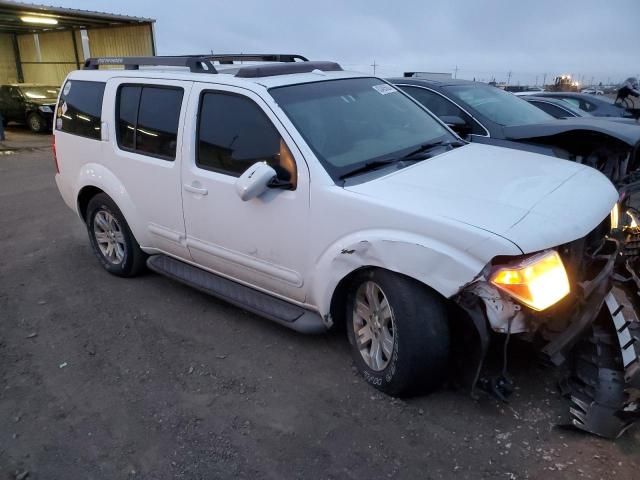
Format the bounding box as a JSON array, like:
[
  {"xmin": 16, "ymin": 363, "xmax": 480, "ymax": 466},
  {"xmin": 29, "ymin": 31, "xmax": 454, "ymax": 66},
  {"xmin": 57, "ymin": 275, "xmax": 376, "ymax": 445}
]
[
  {"xmin": 345, "ymin": 143, "xmax": 618, "ymax": 253},
  {"xmin": 503, "ymin": 117, "xmax": 640, "ymax": 146},
  {"xmin": 27, "ymin": 98, "xmax": 57, "ymax": 106}
]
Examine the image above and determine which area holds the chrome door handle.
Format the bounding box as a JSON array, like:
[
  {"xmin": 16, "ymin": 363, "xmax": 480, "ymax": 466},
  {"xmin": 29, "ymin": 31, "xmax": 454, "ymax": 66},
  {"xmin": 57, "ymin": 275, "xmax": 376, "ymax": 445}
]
[{"xmin": 184, "ymin": 184, "xmax": 208, "ymax": 195}]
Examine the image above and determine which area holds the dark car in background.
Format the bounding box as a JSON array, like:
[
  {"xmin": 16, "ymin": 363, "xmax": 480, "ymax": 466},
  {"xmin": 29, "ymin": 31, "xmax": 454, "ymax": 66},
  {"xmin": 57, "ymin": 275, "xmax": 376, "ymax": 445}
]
[
  {"xmin": 516, "ymin": 91, "xmax": 632, "ymax": 118},
  {"xmin": 523, "ymin": 96, "xmax": 640, "ymax": 125},
  {"xmin": 0, "ymin": 84, "xmax": 59, "ymax": 132},
  {"xmin": 389, "ymin": 77, "xmax": 640, "ymax": 184}
]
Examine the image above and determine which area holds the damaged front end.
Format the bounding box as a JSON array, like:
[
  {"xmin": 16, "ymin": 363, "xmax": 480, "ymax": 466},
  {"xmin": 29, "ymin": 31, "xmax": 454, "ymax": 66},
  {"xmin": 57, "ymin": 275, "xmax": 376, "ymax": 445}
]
[{"xmin": 454, "ymin": 227, "xmax": 640, "ymax": 439}]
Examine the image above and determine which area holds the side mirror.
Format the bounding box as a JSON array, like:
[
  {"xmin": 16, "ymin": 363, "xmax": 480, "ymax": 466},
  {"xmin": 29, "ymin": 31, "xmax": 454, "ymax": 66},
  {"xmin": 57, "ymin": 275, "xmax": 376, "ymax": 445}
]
[
  {"xmin": 440, "ymin": 115, "xmax": 472, "ymax": 136},
  {"xmin": 235, "ymin": 162, "xmax": 277, "ymax": 201}
]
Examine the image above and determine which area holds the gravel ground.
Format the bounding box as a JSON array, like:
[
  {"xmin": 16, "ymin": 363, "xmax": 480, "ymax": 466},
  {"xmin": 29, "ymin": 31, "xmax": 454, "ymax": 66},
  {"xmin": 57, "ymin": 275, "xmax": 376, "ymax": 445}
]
[{"xmin": 0, "ymin": 129, "xmax": 638, "ymax": 479}]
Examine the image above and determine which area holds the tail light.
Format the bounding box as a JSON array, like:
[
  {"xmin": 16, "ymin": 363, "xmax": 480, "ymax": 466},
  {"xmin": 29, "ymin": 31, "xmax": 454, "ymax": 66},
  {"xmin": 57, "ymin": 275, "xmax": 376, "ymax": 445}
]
[{"xmin": 52, "ymin": 136, "xmax": 60, "ymax": 174}]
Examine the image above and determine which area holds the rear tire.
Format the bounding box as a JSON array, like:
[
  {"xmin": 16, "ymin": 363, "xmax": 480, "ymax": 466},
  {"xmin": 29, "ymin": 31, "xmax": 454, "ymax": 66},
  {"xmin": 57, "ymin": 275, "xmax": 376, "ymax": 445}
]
[
  {"xmin": 86, "ymin": 193, "xmax": 146, "ymax": 277},
  {"xmin": 346, "ymin": 269, "xmax": 450, "ymax": 397},
  {"xmin": 27, "ymin": 112, "xmax": 45, "ymax": 133}
]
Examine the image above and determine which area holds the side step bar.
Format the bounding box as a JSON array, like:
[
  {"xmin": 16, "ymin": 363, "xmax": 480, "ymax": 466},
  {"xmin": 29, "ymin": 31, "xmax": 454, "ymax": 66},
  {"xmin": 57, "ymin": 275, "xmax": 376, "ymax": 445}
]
[{"xmin": 147, "ymin": 255, "xmax": 326, "ymax": 334}]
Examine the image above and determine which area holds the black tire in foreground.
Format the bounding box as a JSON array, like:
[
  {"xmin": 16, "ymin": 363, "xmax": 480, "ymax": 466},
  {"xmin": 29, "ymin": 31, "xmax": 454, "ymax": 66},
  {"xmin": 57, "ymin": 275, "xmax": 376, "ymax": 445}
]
[
  {"xmin": 346, "ymin": 268, "xmax": 450, "ymax": 397},
  {"xmin": 85, "ymin": 193, "xmax": 147, "ymax": 277},
  {"xmin": 567, "ymin": 314, "xmax": 640, "ymax": 439},
  {"xmin": 27, "ymin": 113, "xmax": 45, "ymax": 133}
]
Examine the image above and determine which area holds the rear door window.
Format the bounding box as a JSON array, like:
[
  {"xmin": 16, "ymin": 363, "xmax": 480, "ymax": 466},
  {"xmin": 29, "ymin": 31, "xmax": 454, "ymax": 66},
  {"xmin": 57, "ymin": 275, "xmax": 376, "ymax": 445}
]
[
  {"xmin": 116, "ymin": 85, "xmax": 183, "ymax": 160},
  {"xmin": 56, "ymin": 80, "xmax": 105, "ymax": 140},
  {"xmin": 529, "ymin": 101, "xmax": 571, "ymax": 118},
  {"xmin": 400, "ymin": 86, "xmax": 486, "ymax": 135}
]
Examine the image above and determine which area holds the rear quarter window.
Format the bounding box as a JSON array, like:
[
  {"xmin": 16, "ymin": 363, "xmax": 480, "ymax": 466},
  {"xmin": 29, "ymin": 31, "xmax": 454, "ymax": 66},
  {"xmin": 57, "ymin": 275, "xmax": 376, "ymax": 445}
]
[{"xmin": 56, "ymin": 80, "xmax": 105, "ymax": 140}]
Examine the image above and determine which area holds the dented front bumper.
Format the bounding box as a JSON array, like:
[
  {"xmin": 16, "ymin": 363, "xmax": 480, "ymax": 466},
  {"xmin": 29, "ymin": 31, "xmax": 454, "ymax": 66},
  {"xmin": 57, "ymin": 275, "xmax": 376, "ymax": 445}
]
[{"xmin": 455, "ymin": 237, "xmax": 640, "ymax": 438}]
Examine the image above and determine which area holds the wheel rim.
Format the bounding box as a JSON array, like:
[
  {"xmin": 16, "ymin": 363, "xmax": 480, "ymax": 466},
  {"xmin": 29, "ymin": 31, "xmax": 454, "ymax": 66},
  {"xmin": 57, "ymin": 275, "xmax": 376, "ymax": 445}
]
[
  {"xmin": 29, "ymin": 116, "xmax": 41, "ymax": 131},
  {"xmin": 93, "ymin": 210, "xmax": 126, "ymax": 265},
  {"xmin": 352, "ymin": 281, "xmax": 396, "ymax": 371}
]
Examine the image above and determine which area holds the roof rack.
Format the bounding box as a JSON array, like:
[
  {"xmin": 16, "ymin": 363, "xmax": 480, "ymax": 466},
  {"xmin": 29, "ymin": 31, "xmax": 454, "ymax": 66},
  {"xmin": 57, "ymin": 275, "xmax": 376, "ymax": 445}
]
[
  {"xmin": 83, "ymin": 54, "xmax": 310, "ymax": 73},
  {"xmin": 84, "ymin": 56, "xmax": 218, "ymax": 73},
  {"xmin": 201, "ymin": 54, "xmax": 308, "ymax": 64},
  {"xmin": 235, "ymin": 61, "xmax": 343, "ymax": 78}
]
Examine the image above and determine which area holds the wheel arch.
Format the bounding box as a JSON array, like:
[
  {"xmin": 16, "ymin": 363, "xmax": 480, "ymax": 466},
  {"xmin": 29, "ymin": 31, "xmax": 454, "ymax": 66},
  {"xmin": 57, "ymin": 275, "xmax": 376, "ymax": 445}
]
[
  {"xmin": 77, "ymin": 185, "xmax": 104, "ymax": 222},
  {"xmin": 311, "ymin": 231, "xmax": 489, "ymax": 324},
  {"xmin": 74, "ymin": 164, "xmax": 146, "ymax": 246},
  {"xmin": 328, "ymin": 265, "xmax": 451, "ymax": 330}
]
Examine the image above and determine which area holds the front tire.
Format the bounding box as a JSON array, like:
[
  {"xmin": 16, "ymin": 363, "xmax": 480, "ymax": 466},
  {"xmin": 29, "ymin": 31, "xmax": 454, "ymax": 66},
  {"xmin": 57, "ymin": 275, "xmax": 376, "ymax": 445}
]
[
  {"xmin": 346, "ymin": 269, "xmax": 450, "ymax": 397},
  {"xmin": 27, "ymin": 112, "xmax": 45, "ymax": 133},
  {"xmin": 86, "ymin": 193, "xmax": 146, "ymax": 277}
]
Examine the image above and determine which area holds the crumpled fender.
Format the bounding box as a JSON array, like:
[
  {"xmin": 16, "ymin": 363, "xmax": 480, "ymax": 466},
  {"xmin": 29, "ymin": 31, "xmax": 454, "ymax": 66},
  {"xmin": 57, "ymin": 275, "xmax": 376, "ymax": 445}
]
[
  {"xmin": 74, "ymin": 163, "xmax": 146, "ymax": 244},
  {"xmin": 309, "ymin": 229, "xmax": 518, "ymax": 319}
]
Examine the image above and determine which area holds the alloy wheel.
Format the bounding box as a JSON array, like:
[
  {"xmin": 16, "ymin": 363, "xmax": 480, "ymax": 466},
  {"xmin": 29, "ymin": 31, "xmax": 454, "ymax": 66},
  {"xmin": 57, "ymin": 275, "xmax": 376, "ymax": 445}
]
[
  {"xmin": 352, "ymin": 281, "xmax": 396, "ymax": 371},
  {"xmin": 93, "ymin": 210, "xmax": 126, "ymax": 264}
]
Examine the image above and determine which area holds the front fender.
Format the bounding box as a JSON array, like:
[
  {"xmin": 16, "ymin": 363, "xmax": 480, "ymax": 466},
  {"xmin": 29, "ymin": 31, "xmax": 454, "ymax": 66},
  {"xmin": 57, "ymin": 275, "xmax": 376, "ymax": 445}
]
[
  {"xmin": 75, "ymin": 163, "xmax": 145, "ymax": 244},
  {"xmin": 309, "ymin": 229, "xmax": 519, "ymax": 319}
]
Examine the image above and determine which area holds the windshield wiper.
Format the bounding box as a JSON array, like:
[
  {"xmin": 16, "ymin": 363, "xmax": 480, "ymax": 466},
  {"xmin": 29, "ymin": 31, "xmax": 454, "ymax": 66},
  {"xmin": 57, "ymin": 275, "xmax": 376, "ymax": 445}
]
[
  {"xmin": 339, "ymin": 159, "xmax": 399, "ymax": 181},
  {"xmin": 339, "ymin": 140, "xmax": 465, "ymax": 183},
  {"xmin": 399, "ymin": 139, "xmax": 465, "ymax": 161}
]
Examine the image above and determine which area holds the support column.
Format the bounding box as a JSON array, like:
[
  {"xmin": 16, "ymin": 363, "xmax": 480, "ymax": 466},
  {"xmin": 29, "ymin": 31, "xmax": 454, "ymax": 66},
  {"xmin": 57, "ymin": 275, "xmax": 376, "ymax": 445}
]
[
  {"xmin": 71, "ymin": 29, "xmax": 81, "ymax": 68},
  {"xmin": 11, "ymin": 34, "xmax": 23, "ymax": 83}
]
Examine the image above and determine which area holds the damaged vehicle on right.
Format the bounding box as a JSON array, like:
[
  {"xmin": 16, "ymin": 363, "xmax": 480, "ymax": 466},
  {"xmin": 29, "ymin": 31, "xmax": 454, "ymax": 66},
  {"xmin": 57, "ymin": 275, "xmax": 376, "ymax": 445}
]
[{"xmin": 390, "ymin": 76, "xmax": 640, "ymax": 185}]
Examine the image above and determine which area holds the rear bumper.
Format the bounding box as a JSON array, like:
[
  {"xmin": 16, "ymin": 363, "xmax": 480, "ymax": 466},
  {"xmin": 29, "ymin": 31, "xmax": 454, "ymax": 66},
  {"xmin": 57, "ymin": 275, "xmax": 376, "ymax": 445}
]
[{"xmin": 54, "ymin": 173, "xmax": 77, "ymax": 214}]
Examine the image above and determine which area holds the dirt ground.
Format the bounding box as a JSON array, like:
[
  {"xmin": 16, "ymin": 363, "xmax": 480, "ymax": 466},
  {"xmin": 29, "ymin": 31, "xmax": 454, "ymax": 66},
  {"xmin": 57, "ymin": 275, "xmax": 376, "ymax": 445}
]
[{"xmin": 0, "ymin": 128, "xmax": 638, "ymax": 479}]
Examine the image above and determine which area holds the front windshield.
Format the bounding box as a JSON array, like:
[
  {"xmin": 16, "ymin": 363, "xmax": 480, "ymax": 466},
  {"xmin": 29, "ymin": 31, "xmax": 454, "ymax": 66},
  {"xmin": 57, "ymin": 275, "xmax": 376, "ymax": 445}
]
[
  {"xmin": 446, "ymin": 84, "xmax": 553, "ymax": 126},
  {"xmin": 20, "ymin": 86, "xmax": 59, "ymax": 99},
  {"xmin": 269, "ymin": 78, "xmax": 452, "ymax": 180}
]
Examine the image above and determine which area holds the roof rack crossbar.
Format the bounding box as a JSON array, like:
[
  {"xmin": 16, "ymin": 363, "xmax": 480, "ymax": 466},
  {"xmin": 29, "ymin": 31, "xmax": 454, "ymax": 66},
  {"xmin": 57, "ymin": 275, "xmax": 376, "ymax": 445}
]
[
  {"xmin": 83, "ymin": 56, "xmax": 218, "ymax": 74},
  {"xmin": 201, "ymin": 54, "xmax": 308, "ymax": 64}
]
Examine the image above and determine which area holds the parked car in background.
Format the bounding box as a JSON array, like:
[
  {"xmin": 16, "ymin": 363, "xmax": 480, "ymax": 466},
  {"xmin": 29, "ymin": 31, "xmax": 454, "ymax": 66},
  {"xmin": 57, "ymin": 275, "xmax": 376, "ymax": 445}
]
[
  {"xmin": 516, "ymin": 91, "xmax": 631, "ymax": 118},
  {"xmin": 581, "ymin": 87, "xmax": 604, "ymax": 95},
  {"xmin": 390, "ymin": 77, "xmax": 640, "ymax": 183},
  {"xmin": 524, "ymin": 96, "xmax": 639, "ymax": 125},
  {"xmin": 53, "ymin": 54, "xmax": 639, "ymax": 439},
  {"xmin": 0, "ymin": 84, "xmax": 60, "ymax": 132}
]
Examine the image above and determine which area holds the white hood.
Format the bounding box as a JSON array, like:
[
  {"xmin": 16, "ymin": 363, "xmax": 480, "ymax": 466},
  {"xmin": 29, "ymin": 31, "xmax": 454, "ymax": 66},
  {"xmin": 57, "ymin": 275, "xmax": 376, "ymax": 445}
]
[{"xmin": 345, "ymin": 143, "xmax": 618, "ymax": 253}]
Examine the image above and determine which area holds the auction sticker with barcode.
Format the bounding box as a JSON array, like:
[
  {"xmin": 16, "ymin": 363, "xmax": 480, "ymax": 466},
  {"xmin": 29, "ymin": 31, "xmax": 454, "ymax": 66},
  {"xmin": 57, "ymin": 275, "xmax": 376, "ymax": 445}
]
[{"xmin": 372, "ymin": 84, "xmax": 397, "ymax": 95}]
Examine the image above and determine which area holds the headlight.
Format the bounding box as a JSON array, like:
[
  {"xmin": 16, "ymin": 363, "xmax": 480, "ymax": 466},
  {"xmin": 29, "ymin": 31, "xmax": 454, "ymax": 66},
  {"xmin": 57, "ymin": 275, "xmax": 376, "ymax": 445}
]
[
  {"xmin": 610, "ymin": 203, "xmax": 620, "ymax": 230},
  {"xmin": 490, "ymin": 250, "xmax": 570, "ymax": 311},
  {"xmin": 38, "ymin": 105, "xmax": 52, "ymax": 113}
]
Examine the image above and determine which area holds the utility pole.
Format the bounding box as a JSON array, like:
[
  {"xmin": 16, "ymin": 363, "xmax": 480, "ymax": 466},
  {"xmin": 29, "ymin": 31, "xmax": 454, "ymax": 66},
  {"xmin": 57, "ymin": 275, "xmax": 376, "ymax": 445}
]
[
  {"xmin": 507, "ymin": 71, "xmax": 512, "ymax": 85},
  {"xmin": 371, "ymin": 60, "xmax": 377, "ymax": 75},
  {"xmin": 542, "ymin": 73, "xmax": 547, "ymax": 88},
  {"xmin": 454, "ymin": 65, "xmax": 458, "ymax": 79},
  {"xmin": 535, "ymin": 75, "xmax": 538, "ymax": 86}
]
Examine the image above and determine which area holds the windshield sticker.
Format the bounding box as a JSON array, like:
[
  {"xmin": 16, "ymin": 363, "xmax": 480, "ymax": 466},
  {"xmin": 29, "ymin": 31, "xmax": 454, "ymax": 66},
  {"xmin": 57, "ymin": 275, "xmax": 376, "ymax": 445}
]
[
  {"xmin": 372, "ymin": 84, "xmax": 397, "ymax": 95},
  {"xmin": 61, "ymin": 102, "xmax": 68, "ymax": 115},
  {"xmin": 56, "ymin": 118, "xmax": 63, "ymax": 130},
  {"xmin": 63, "ymin": 81, "xmax": 71, "ymax": 96}
]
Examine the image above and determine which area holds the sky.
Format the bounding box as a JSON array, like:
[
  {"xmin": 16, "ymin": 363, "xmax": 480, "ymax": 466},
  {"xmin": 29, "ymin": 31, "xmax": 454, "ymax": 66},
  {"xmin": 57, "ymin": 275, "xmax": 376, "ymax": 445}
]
[{"xmin": 37, "ymin": 0, "xmax": 640, "ymax": 86}]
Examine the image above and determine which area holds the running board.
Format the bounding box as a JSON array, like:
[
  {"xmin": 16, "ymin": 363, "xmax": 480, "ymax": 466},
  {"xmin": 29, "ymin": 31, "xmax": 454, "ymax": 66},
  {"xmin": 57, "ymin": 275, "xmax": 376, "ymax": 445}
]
[{"xmin": 147, "ymin": 255, "xmax": 326, "ymax": 334}]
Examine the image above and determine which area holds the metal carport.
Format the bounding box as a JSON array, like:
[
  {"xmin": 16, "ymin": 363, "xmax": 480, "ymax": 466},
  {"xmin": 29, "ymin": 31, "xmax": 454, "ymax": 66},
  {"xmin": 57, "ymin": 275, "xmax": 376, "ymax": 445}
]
[{"xmin": 0, "ymin": 0, "xmax": 155, "ymax": 85}]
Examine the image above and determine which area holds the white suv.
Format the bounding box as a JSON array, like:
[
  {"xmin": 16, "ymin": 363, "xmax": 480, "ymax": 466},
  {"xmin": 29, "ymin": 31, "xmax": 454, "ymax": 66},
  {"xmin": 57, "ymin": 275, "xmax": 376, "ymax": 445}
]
[{"xmin": 54, "ymin": 55, "xmax": 629, "ymax": 409}]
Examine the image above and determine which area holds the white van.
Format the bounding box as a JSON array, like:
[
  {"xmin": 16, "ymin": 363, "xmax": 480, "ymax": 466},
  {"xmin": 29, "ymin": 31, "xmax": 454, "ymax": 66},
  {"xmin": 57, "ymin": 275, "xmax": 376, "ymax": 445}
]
[{"xmin": 53, "ymin": 55, "xmax": 639, "ymax": 438}]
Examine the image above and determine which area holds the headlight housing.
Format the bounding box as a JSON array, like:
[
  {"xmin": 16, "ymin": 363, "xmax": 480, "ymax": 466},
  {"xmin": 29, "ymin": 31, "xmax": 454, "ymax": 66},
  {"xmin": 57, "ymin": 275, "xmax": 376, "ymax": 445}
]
[
  {"xmin": 489, "ymin": 250, "xmax": 570, "ymax": 311},
  {"xmin": 610, "ymin": 202, "xmax": 620, "ymax": 230},
  {"xmin": 38, "ymin": 105, "xmax": 52, "ymax": 113}
]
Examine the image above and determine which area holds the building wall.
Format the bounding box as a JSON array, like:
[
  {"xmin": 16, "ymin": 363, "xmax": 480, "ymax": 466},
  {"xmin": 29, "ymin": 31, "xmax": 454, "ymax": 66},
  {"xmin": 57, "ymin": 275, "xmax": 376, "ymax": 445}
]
[
  {"xmin": 87, "ymin": 25, "xmax": 154, "ymax": 57},
  {"xmin": 0, "ymin": 33, "xmax": 18, "ymax": 84},
  {"xmin": 1, "ymin": 24, "xmax": 153, "ymax": 85},
  {"xmin": 18, "ymin": 30, "xmax": 78, "ymax": 85}
]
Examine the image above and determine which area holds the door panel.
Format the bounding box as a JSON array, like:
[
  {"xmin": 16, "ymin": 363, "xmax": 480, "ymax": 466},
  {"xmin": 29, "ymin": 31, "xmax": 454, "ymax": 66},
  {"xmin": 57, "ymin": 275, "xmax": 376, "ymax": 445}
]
[
  {"xmin": 181, "ymin": 84, "xmax": 310, "ymax": 302},
  {"xmin": 103, "ymin": 78, "xmax": 192, "ymax": 259}
]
